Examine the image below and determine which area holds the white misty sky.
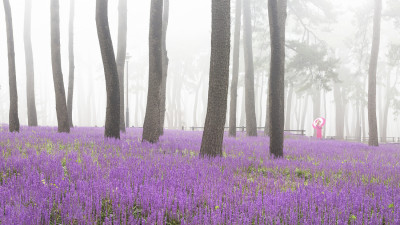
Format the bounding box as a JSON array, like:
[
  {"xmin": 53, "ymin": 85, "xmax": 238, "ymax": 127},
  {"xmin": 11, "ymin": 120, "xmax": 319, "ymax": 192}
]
[{"xmin": 0, "ymin": 0, "xmax": 399, "ymax": 138}]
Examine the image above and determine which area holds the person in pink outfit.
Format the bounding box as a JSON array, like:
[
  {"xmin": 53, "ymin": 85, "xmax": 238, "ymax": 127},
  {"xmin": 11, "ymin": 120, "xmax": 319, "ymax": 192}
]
[{"xmin": 312, "ymin": 117, "xmax": 325, "ymax": 139}]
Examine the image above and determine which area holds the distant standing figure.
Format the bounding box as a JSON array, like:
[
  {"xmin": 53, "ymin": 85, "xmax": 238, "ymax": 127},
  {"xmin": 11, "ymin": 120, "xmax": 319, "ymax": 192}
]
[{"xmin": 313, "ymin": 117, "xmax": 326, "ymax": 139}]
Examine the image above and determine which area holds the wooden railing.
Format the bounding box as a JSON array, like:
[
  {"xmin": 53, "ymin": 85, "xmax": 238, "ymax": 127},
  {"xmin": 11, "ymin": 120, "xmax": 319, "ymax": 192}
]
[
  {"xmin": 326, "ymin": 136, "xmax": 400, "ymax": 143},
  {"xmin": 189, "ymin": 126, "xmax": 306, "ymax": 136}
]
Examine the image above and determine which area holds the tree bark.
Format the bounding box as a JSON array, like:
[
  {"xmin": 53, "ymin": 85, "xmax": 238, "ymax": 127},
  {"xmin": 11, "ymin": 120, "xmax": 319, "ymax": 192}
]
[
  {"xmin": 368, "ymin": 0, "xmax": 381, "ymax": 146},
  {"xmin": 67, "ymin": 0, "xmax": 75, "ymax": 128},
  {"xmin": 229, "ymin": 0, "xmax": 242, "ymax": 137},
  {"xmin": 268, "ymin": 0, "xmax": 287, "ymax": 158},
  {"xmin": 96, "ymin": 0, "xmax": 120, "ymax": 139},
  {"xmin": 243, "ymin": 0, "xmax": 257, "ymax": 136},
  {"xmin": 51, "ymin": 0, "xmax": 70, "ymax": 133},
  {"xmin": 200, "ymin": 0, "xmax": 230, "ymax": 157},
  {"xmin": 24, "ymin": 0, "xmax": 38, "ymax": 127},
  {"xmin": 159, "ymin": 0, "xmax": 169, "ymax": 136},
  {"xmin": 3, "ymin": 0, "xmax": 19, "ymax": 132},
  {"xmin": 285, "ymin": 84, "xmax": 293, "ymax": 130},
  {"xmin": 143, "ymin": 0, "xmax": 163, "ymax": 143},
  {"xmin": 116, "ymin": 0, "xmax": 127, "ymax": 132}
]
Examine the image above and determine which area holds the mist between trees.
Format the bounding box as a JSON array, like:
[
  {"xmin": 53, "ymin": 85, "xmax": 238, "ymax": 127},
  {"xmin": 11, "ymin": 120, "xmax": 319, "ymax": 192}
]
[{"xmin": 0, "ymin": 0, "xmax": 399, "ymax": 150}]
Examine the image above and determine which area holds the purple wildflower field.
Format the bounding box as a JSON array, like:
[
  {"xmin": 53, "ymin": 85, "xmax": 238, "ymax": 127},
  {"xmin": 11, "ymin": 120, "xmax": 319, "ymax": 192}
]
[{"xmin": 0, "ymin": 126, "xmax": 399, "ymax": 224}]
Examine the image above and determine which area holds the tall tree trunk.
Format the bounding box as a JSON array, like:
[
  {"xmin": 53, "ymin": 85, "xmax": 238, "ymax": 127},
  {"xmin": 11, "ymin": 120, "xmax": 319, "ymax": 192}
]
[
  {"xmin": 143, "ymin": 0, "xmax": 163, "ymax": 143},
  {"xmin": 312, "ymin": 89, "xmax": 321, "ymax": 136},
  {"xmin": 368, "ymin": 0, "xmax": 381, "ymax": 146},
  {"xmin": 24, "ymin": 0, "xmax": 38, "ymax": 127},
  {"xmin": 200, "ymin": 0, "xmax": 230, "ymax": 157},
  {"xmin": 323, "ymin": 90, "xmax": 327, "ymax": 137},
  {"xmin": 116, "ymin": 0, "xmax": 127, "ymax": 132},
  {"xmin": 285, "ymin": 84, "xmax": 293, "ymax": 130},
  {"xmin": 268, "ymin": 0, "xmax": 287, "ymax": 158},
  {"xmin": 3, "ymin": 0, "xmax": 19, "ymax": 132},
  {"xmin": 243, "ymin": 0, "xmax": 257, "ymax": 136},
  {"xmin": 51, "ymin": 0, "xmax": 70, "ymax": 133},
  {"xmin": 239, "ymin": 87, "xmax": 246, "ymax": 127},
  {"xmin": 382, "ymin": 73, "xmax": 390, "ymax": 143},
  {"xmin": 355, "ymin": 101, "xmax": 361, "ymax": 141},
  {"xmin": 259, "ymin": 74, "xmax": 264, "ymax": 127},
  {"xmin": 334, "ymin": 84, "xmax": 344, "ymax": 139},
  {"xmin": 229, "ymin": 0, "xmax": 242, "ymax": 137},
  {"xmin": 345, "ymin": 104, "xmax": 350, "ymax": 137},
  {"xmin": 264, "ymin": 86, "xmax": 270, "ymax": 135},
  {"xmin": 96, "ymin": 0, "xmax": 120, "ymax": 139},
  {"xmin": 159, "ymin": 0, "xmax": 169, "ymax": 135},
  {"xmin": 67, "ymin": 0, "xmax": 75, "ymax": 128},
  {"xmin": 300, "ymin": 95, "xmax": 308, "ymax": 131}
]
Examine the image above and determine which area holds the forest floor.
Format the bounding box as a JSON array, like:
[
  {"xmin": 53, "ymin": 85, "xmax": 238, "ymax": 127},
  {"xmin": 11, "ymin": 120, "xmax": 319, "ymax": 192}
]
[{"xmin": 0, "ymin": 126, "xmax": 399, "ymax": 224}]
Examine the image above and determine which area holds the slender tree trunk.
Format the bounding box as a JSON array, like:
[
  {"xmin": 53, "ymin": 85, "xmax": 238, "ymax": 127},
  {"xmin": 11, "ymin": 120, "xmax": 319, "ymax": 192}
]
[
  {"xmin": 116, "ymin": 0, "xmax": 127, "ymax": 132},
  {"xmin": 200, "ymin": 0, "xmax": 230, "ymax": 157},
  {"xmin": 51, "ymin": 0, "xmax": 70, "ymax": 133},
  {"xmin": 323, "ymin": 90, "xmax": 327, "ymax": 137},
  {"xmin": 24, "ymin": 0, "xmax": 38, "ymax": 127},
  {"xmin": 259, "ymin": 74, "xmax": 264, "ymax": 127},
  {"xmin": 96, "ymin": 0, "xmax": 120, "ymax": 139},
  {"xmin": 143, "ymin": 0, "xmax": 163, "ymax": 143},
  {"xmin": 312, "ymin": 89, "xmax": 321, "ymax": 136},
  {"xmin": 229, "ymin": 0, "xmax": 242, "ymax": 137},
  {"xmin": 285, "ymin": 84, "xmax": 293, "ymax": 130},
  {"xmin": 3, "ymin": 0, "xmax": 19, "ymax": 132},
  {"xmin": 300, "ymin": 95, "xmax": 308, "ymax": 131},
  {"xmin": 243, "ymin": 0, "xmax": 257, "ymax": 136},
  {"xmin": 239, "ymin": 87, "xmax": 246, "ymax": 127},
  {"xmin": 334, "ymin": 84, "xmax": 344, "ymax": 139},
  {"xmin": 368, "ymin": 0, "xmax": 381, "ymax": 146},
  {"xmin": 345, "ymin": 104, "xmax": 350, "ymax": 137},
  {"xmin": 66, "ymin": 0, "xmax": 75, "ymax": 128},
  {"xmin": 355, "ymin": 101, "xmax": 361, "ymax": 141},
  {"xmin": 382, "ymin": 73, "xmax": 390, "ymax": 143},
  {"xmin": 264, "ymin": 85, "xmax": 270, "ymax": 135},
  {"xmin": 268, "ymin": 0, "xmax": 287, "ymax": 158},
  {"xmin": 159, "ymin": 0, "xmax": 169, "ymax": 135}
]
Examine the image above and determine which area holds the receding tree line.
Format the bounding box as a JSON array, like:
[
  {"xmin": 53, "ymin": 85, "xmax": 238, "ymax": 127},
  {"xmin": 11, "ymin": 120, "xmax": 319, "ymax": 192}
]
[{"xmin": 2, "ymin": 0, "xmax": 388, "ymax": 159}]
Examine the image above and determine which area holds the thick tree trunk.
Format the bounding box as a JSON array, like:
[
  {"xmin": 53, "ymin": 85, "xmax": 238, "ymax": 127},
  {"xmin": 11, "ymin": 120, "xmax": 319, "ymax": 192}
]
[
  {"xmin": 24, "ymin": 0, "xmax": 38, "ymax": 127},
  {"xmin": 200, "ymin": 0, "xmax": 230, "ymax": 158},
  {"xmin": 96, "ymin": 0, "xmax": 120, "ymax": 139},
  {"xmin": 368, "ymin": 0, "xmax": 381, "ymax": 146},
  {"xmin": 285, "ymin": 84, "xmax": 293, "ymax": 130},
  {"xmin": 67, "ymin": 0, "xmax": 75, "ymax": 128},
  {"xmin": 116, "ymin": 0, "xmax": 127, "ymax": 132},
  {"xmin": 3, "ymin": 0, "xmax": 19, "ymax": 132},
  {"xmin": 243, "ymin": 0, "xmax": 257, "ymax": 136},
  {"xmin": 51, "ymin": 0, "xmax": 70, "ymax": 133},
  {"xmin": 268, "ymin": 0, "xmax": 287, "ymax": 158},
  {"xmin": 159, "ymin": 0, "xmax": 169, "ymax": 136},
  {"xmin": 143, "ymin": 0, "xmax": 163, "ymax": 143},
  {"xmin": 229, "ymin": 0, "xmax": 242, "ymax": 137}
]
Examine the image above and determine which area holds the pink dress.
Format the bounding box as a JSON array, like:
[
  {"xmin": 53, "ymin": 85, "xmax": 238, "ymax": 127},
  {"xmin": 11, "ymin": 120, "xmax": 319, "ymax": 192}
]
[{"xmin": 313, "ymin": 124, "xmax": 322, "ymax": 139}]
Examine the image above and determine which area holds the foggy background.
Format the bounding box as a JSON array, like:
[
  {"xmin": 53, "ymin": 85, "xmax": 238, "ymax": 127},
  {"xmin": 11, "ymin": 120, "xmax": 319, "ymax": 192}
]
[{"xmin": 0, "ymin": 0, "xmax": 399, "ymax": 138}]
